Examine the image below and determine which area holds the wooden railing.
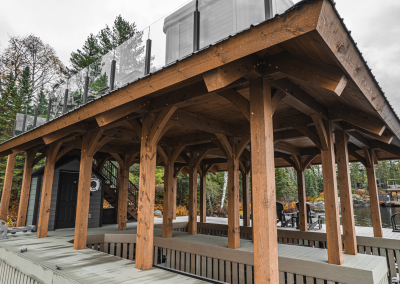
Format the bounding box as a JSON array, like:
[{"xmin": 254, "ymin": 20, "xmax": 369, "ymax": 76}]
[
  {"xmin": 173, "ymin": 222, "xmax": 398, "ymax": 280},
  {"xmin": 86, "ymin": 224, "xmax": 389, "ymax": 284}
]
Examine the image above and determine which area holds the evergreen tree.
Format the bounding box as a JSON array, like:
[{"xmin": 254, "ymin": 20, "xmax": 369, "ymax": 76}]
[
  {"xmin": 69, "ymin": 34, "xmax": 102, "ymax": 74},
  {"xmin": 18, "ymin": 66, "xmax": 34, "ymax": 115}
]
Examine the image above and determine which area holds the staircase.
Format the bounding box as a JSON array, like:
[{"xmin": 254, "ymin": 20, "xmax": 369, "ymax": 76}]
[{"xmin": 101, "ymin": 161, "xmax": 138, "ymax": 221}]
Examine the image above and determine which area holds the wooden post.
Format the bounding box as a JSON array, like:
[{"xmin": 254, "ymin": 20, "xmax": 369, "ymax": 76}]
[
  {"xmin": 188, "ymin": 152, "xmax": 198, "ymax": 234},
  {"xmin": 242, "ymin": 170, "xmax": 250, "ymax": 227},
  {"xmin": 200, "ymin": 166, "xmax": 207, "ymax": 223},
  {"xmin": 37, "ymin": 142, "xmax": 62, "ymax": 238},
  {"xmin": 335, "ymin": 130, "xmax": 358, "ymax": 254},
  {"xmin": 173, "ymin": 175, "xmax": 177, "ymax": 220},
  {"xmin": 163, "ymin": 162, "xmax": 174, "ymax": 238},
  {"xmin": 249, "ymin": 77, "xmax": 278, "ymax": 282},
  {"xmin": 74, "ymin": 129, "xmax": 105, "ymax": 249},
  {"xmin": 17, "ymin": 149, "xmax": 38, "ymax": 227},
  {"xmin": 136, "ymin": 107, "xmax": 177, "ymax": 270},
  {"xmin": 117, "ymin": 156, "xmax": 129, "ymax": 231},
  {"xmin": 74, "ymin": 134, "xmax": 94, "ymax": 249},
  {"xmin": 136, "ymin": 114, "xmax": 157, "ymax": 269},
  {"xmin": 0, "ymin": 153, "xmax": 16, "ymax": 222},
  {"xmin": 227, "ymin": 152, "xmax": 240, "ymax": 248},
  {"xmin": 297, "ymin": 170, "xmax": 308, "ymax": 231},
  {"xmin": 321, "ymin": 121, "xmax": 343, "ymax": 265},
  {"xmin": 366, "ymin": 160, "xmax": 383, "ymax": 238}
]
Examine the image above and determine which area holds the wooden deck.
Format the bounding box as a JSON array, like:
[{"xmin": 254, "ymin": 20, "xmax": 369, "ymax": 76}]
[{"xmin": 0, "ymin": 221, "xmax": 208, "ymax": 284}]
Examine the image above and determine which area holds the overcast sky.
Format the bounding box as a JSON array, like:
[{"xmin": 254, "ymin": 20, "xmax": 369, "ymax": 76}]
[{"xmin": 1, "ymin": 0, "xmax": 399, "ymax": 113}]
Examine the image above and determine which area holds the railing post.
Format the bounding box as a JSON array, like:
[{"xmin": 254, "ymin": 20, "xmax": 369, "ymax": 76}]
[
  {"xmin": 33, "ymin": 107, "xmax": 38, "ymax": 128},
  {"xmin": 12, "ymin": 120, "xmax": 17, "ymax": 137},
  {"xmin": 83, "ymin": 76, "xmax": 89, "ymax": 104},
  {"xmin": 110, "ymin": 60, "xmax": 116, "ymax": 91},
  {"xmin": 46, "ymin": 98, "xmax": 52, "ymax": 122},
  {"xmin": 22, "ymin": 111, "xmax": 27, "ymax": 133},
  {"xmin": 193, "ymin": 0, "xmax": 200, "ymax": 52},
  {"xmin": 144, "ymin": 39, "xmax": 152, "ymax": 75},
  {"xmin": 62, "ymin": 89, "xmax": 69, "ymax": 114}
]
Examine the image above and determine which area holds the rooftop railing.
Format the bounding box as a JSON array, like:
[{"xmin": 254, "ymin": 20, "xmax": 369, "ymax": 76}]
[{"xmin": 12, "ymin": 0, "xmax": 295, "ymax": 138}]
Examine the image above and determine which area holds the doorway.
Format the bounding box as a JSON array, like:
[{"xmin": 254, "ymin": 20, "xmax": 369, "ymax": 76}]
[{"xmin": 56, "ymin": 172, "xmax": 79, "ymax": 229}]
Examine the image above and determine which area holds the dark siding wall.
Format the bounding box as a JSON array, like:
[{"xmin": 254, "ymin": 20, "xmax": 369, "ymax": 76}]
[
  {"xmin": 32, "ymin": 159, "xmax": 104, "ymax": 231},
  {"xmin": 26, "ymin": 177, "xmax": 38, "ymax": 226}
]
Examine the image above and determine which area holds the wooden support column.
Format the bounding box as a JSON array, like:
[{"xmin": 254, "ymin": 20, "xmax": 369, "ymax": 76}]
[
  {"xmin": 188, "ymin": 152, "xmax": 198, "ymax": 234},
  {"xmin": 0, "ymin": 153, "xmax": 17, "ymax": 221},
  {"xmin": 216, "ymin": 134, "xmax": 250, "ymax": 249},
  {"xmin": 74, "ymin": 129, "xmax": 105, "ymax": 248},
  {"xmin": 200, "ymin": 166, "xmax": 207, "ymax": 223},
  {"xmin": 297, "ymin": 170, "xmax": 307, "ymax": 231},
  {"xmin": 37, "ymin": 142, "xmax": 62, "ymax": 238},
  {"xmin": 335, "ymin": 130, "xmax": 358, "ymax": 254},
  {"xmin": 17, "ymin": 149, "xmax": 39, "ymax": 227},
  {"xmin": 364, "ymin": 147, "xmax": 383, "ymax": 238},
  {"xmin": 136, "ymin": 107, "xmax": 177, "ymax": 270},
  {"xmin": 249, "ymin": 77, "xmax": 278, "ymax": 282},
  {"xmin": 321, "ymin": 121, "xmax": 343, "ymax": 265},
  {"xmin": 118, "ymin": 157, "xmax": 129, "ymax": 230},
  {"xmin": 159, "ymin": 145, "xmax": 184, "ymax": 238},
  {"xmin": 241, "ymin": 162, "xmax": 251, "ymax": 227}
]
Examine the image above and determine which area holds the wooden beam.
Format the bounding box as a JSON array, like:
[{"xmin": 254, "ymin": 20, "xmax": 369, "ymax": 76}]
[
  {"xmin": 362, "ymin": 147, "xmax": 372, "ymax": 169},
  {"xmin": 271, "ymin": 91, "xmax": 286, "ymax": 114},
  {"xmin": 94, "ymin": 136, "xmax": 114, "ymax": 154},
  {"xmin": 348, "ymin": 131, "xmax": 370, "ymax": 149},
  {"xmin": 274, "ymin": 142, "xmax": 301, "ymax": 156},
  {"xmin": 335, "ymin": 130, "xmax": 357, "ymax": 255},
  {"xmin": 273, "ymin": 129, "xmax": 304, "ymax": 143},
  {"xmin": 227, "ymin": 137, "xmax": 240, "ymax": 249},
  {"xmin": 127, "ymin": 118, "xmax": 142, "ymax": 137},
  {"xmin": 163, "ymin": 148, "xmax": 175, "ymax": 237},
  {"xmin": 273, "ymin": 78, "xmax": 328, "ymax": 119},
  {"xmin": 321, "ymin": 121, "xmax": 343, "ymax": 265},
  {"xmin": 88, "ymin": 129, "xmax": 105, "ymax": 157},
  {"xmin": 348, "ymin": 144, "xmax": 367, "ymax": 167},
  {"xmin": 171, "ymin": 109, "xmax": 236, "ymax": 136},
  {"xmin": 42, "ymin": 122, "xmax": 87, "ymax": 145},
  {"xmin": 117, "ymin": 154, "xmax": 130, "ymax": 231},
  {"xmin": 293, "ymin": 126, "xmax": 322, "ymax": 149},
  {"xmin": 235, "ymin": 135, "xmax": 251, "ymax": 158},
  {"xmin": 32, "ymin": 152, "xmax": 46, "ymax": 167},
  {"xmin": 55, "ymin": 146, "xmax": 75, "ymax": 162},
  {"xmin": 311, "ymin": 115, "xmax": 329, "ymax": 151},
  {"xmin": 329, "ymin": 106, "xmax": 386, "ymax": 136},
  {"xmin": 162, "ymin": 133, "xmax": 215, "ymax": 147},
  {"xmin": 249, "ymin": 77, "xmax": 278, "ymax": 282},
  {"xmin": 0, "ymin": 153, "xmax": 17, "ymax": 221},
  {"xmin": 203, "ymin": 55, "xmax": 261, "ymax": 92},
  {"xmin": 217, "ymin": 89, "xmax": 250, "ymax": 121},
  {"xmin": 264, "ymin": 52, "xmax": 348, "ymax": 96},
  {"xmin": 110, "ymin": 153, "xmax": 125, "ymax": 169},
  {"xmin": 150, "ymin": 107, "xmax": 177, "ymax": 145},
  {"xmin": 370, "ymin": 140, "xmax": 400, "ymax": 158},
  {"xmin": 302, "ymin": 154, "xmax": 318, "ymax": 170},
  {"xmin": 342, "ymin": 122, "xmax": 393, "ymax": 144},
  {"xmin": 37, "ymin": 141, "xmax": 62, "ymax": 238},
  {"xmin": 11, "ymin": 139, "xmax": 44, "ymax": 154}
]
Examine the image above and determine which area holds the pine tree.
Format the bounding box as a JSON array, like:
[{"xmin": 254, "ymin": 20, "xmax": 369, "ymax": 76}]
[{"xmin": 18, "ymin": 66, "xmax": 33, "ymax": 115}]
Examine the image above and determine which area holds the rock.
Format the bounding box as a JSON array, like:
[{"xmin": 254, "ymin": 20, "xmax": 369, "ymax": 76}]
[
  {"xmin": 352, "ymin": 194, "xmax": 363, "ymax": 201},
  {"xmin": 213, "ymin": 215, "xmax": 218, "ymax": 217},
  {"xmin": 154, "ymin": 210, "xmax": 162, "ymax": 216}
]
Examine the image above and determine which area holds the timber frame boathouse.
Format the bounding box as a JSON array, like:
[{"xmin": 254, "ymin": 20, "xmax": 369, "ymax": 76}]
[{"xmin": 0, "ymin": 0, "xmax": 399, "ymax": 283}]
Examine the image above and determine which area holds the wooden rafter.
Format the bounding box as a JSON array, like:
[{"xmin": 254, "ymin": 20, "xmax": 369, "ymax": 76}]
[{"xmin": 217, "ymin": 89, "xmax": 250, "ymax": 121}]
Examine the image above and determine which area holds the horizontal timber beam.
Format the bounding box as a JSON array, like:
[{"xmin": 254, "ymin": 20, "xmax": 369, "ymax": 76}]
[{"xmin": 264, "ymin": 52, "xmax": 348, "ymax": 96}]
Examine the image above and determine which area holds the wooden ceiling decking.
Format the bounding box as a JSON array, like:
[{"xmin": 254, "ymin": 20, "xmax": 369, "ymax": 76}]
[{"xmin": 1, "ymin": 0, "xmax": 400, "ymax": 172}]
